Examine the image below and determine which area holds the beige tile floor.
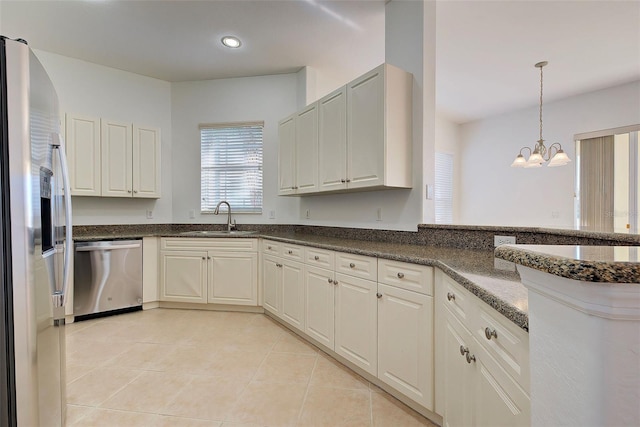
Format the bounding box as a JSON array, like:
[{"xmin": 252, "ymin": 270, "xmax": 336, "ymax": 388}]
[{"xmin": 65, "ymin": 308, "xmax": 436, "ymax": 427}]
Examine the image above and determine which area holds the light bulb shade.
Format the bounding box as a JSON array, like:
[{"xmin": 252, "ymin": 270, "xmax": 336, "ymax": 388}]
[
  {"xmin": 548, "ymin": 150, "xmax": 572, "ymax": 167},
  {"xmin": 524, "ymin": 160, "xmax": 542, "ymax": 168},
  {"xmin": 527, "ymin": 151, "xmax": 544, "ymax": 165},
  {"xmin": 511, "ymin": 154, "xmax": 527, "ymax": 168}
]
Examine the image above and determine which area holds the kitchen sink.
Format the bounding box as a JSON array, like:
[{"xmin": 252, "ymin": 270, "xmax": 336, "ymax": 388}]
[{"xmin": 179, "ymin": 230, "xmax": 257, "ymax": 236}]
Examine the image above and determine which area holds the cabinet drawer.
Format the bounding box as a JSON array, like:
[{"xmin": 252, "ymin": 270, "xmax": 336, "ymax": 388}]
[
  {"xmin": 305, "ymin": 246, "xmax": 335, "ymax": 269},
  {"xmin": 335, "ymin": 252, "xmax": 377, "ymax": 281},
  {"xmin": 281, "ymin": 243, "xmax": 304, "ymax": 261},
  {"xmin": 441, "ymin": 273, "xmax": 474, "ymax": 325},
  {"xmin": 161, "ymin": 238, "xmax": 257, "ymax": 251},
  {"xmin": 378, "ymin": 259, "xmax": 433, "ymax": 295},
  {"xmin": 473, "ymin": 304, "xmax": 530, "ymax": 391},
  {"xmin": 262, "ymin": 240, "xmax": 282, "ymax": 256}
]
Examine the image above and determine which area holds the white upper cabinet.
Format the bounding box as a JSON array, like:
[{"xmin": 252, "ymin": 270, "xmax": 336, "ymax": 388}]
[
  {"xmin": 133, "ymin": 125, "xmax": 161, "ymax": 198},
  {"xmin": 66, "ymin": 114, "xmax": 161, "ymax": 198},
  {"xmin": 101, "ymin": 119, "xmax": 133, "ymax": 197},
  {"xmin": 347, "ymin": 63, "xmax": 412, "ymax": 190},
  {"xmin": 295, "ymin": 103, "xmax": 319, "ymax": 194},
  {"xmin": 66, "ymin": 114, "xmax": 101, "ymax": 196},
  {"xmin": 278, "ymin": 63, "xmax": 412, "ymax": 196},
  {"xmin": 278, "ymin": 115, "xmax": 296, "ymax": 195},
  {"xmin": 318, "ymin": 87, "xmax": 347, "ymax": 192}
]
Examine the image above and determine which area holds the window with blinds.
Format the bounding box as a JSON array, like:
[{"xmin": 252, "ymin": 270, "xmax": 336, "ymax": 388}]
[
  {"xmin": 200, "ymin": 123, "xmax": 263, "ymax": 213},
  {"xmin": 435, "ymin": 152, "xmax": 454, "ymax": 224}
]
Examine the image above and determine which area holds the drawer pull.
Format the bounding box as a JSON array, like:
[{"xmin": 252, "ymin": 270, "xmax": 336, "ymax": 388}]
[
  {"xmin": 288, "ymin": 250, "xmax": 293, "ymax": 255},
  {"xmin": 268, "ymin": 246, "xmax": 272, "ymax": 250},
  {"xmin": 334, "ymin": 280, "xmax": 339, "ymax": 286},
  {"xmin": 314, "ymin": 255, "xmax": 320, "ymax": 261},
  {"xmin": 349, "ymin": 263, "xmax": 355, "ymax": 268},
  {"xmin": 397, "ymin": 272, "xmax": 404, "ymax": 279},
  {"xmin": 447, "ymin": 292, "xmax": 455, "ymax": 301},
  {"xmin": 328, "ymin": 278, "xmax": 333, "ymax": 284},
  {"xmin": 485, "ymin": 327, "xmax": 498, "ymax": 340},
  {"xmin": 466, "ymin": 352, "xmax": 476, "ymax": 364},
  {"xmin": 459, "ymin": 345, "xmax": 469, "ymax": 356},
  {"xmin": 276, "ymin": 263, "xmax": 282, "ymax": 268},
  {"xmin": 376, "ymin": 292, "xmax": 383, "ymax": 299}
]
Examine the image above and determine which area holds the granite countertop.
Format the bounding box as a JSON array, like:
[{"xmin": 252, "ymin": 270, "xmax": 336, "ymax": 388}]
[
  {"xmin": 74, "ymin": 228, "xmax": 529, "ymax": 331},
  {"xmin": 495, "ymin": 244, "xmax": 640, "ymax": 283}
]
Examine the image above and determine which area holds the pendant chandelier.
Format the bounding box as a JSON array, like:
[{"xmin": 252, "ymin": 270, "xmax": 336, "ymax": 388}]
[{"xmin": 511, "ymin": 61, "xmax": 571, "ymax": 168}]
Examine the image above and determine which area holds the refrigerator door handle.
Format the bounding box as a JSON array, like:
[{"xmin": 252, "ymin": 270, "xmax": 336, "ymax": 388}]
[{"xmin": 52, "ymin": 134, "xmax": 72, "ymax": 308}]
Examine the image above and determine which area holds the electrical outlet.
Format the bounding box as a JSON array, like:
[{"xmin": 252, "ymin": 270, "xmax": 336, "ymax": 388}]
[
  {"xmin": 376, "ymin": 207, "xmax": 382, "ymax": 221},
  {"xmin": 305, "ymin": 209, "xmax": 310, "ymax": 219},
  {"xmin": 269, "ymin": 210, "xmax": 276, "ymax": 219},
  {"xmin": 146, "ymin": 210, "xmax": 153, "ymax": 219},
  {"xmin": 189, "ymin": 210, "xmax": 195, "ymax": 219},
  {"xmin": 494, "ymin": 235, "xmax": 516, "ymax": 247}
]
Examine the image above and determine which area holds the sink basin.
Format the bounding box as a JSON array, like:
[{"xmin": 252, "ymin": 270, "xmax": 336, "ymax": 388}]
[{"xmin": 179, "ymin": 230, "xmax": 257, "ymax": 236}]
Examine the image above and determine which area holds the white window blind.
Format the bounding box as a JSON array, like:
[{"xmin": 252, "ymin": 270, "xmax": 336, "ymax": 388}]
[
  {"xmin": 435, "ymin": 152, "xmax": 454, "ymax": 224},
  {"xmin": 200, "ymin": 123, "xmax": 263, "ymax": 213}
]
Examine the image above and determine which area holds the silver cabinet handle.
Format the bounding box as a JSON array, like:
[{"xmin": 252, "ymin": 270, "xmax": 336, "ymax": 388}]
[
  {"xmin": 314, "ymin": 255, "xmax": 320, "ymax": 261},
  {"xmin": 133, "ymin": 190, "xmax": 138, "ymax": 194},
  {"xmin": 460, "ymin": 345, "xmax": 469, "ymax": 356},
  {"xmin": 397, "ymin": 272, "xmax": 404, "ymax": 279},
  {"xmin": 346, "ymin": 179, "xmax": 351, "ymax": 183},
  {"xmin": 349, "ymin": 263, "xmax": 355, "ymax": 268},
  {"xmin": 376, "ymin": 293, "xmax": 382, "ymax": 299},
  {"xmin": 288, "ymin": 250, "xmax": 293, "ymax": 254},
  {"xmin": 334, "ymin": 280, "xmax": 338, "ymax": 286},
  {"xmin": 207, "ymin": 256, "xmax": 211, "ymax": 260},
  {"xmin": 268, "ymin": 246, "xmax": 272, "ymax": 250},
  {"xmin": 466, "ymin": 352, "xmax": 476, "ymax": 364},
  {"xmin": 328, "ymin": 278, "xmax": 333, "ymax": 284},
  {"xmin": 485, "ymin": 327, "xmax": 498, "ymax": 340},
  {"xmin": 447, "ymin": 292, "xmax": 455, "ymax": 301},
  {"xmin": 202, "ymin": 257, "xmax": 206, "ymax": 260},
  {"xmin": 341, "ymin": 179, "xmax": 346, "ymax": 183},
  {"xmin": 127, "ymin": 190, "xmax": 132, "ymax": 193}
]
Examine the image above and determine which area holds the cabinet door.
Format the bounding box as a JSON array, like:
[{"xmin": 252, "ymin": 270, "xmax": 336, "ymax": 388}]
[
  {"xmin": 101, "ymin": 119, "xmax": 133, "ymax": 197},
  {"xmin": 305, "ymin": 265, "xmax": 335, "ymax": 349},
  {"xmin": 295, "ymin": 103, "xmax": 319, "ymax": 194},
  {"xmin": 347, "ymin": 66, "xmax": 384, "ymax": 188},
  {"xmin": 262, "ymin": 254, "xmax": 281, "ymax": 315},
  {"xmin": 160, "ymin": 250, "xmax": 207, "ymax": 303},
  {"xmin": 278, "ymin": 115, "xmax": 296, "ymax": 195},
  {"xmin": 133, "ymin": 125, "xmax": 161, "ymax": 198},
  {"xmin": 378, "ymin": 284, "xmax": 434, "ymax": 410},
  {"xmin": 281, "ymin": 260, "xmax": 305, "ymax": 331},
  {"xmin": 208, "ymin": 252, "xmax": 258, "ymax": 306},
  {"xmin": 474, "ymin": 345, "xmax": 530, "ymax": 427},
  {"xmin": 443, "ymin": 310, "xmax": 474, "ymax": 427},
  {"xmin": 334, "ymin": 273, "xmax": 377, "ymax": 376},
  {"xmin": 65, "ymin": 114, "xmax": 101, "ymax": 196},
  {"xmin": 319, "ymin": 87, "xmax": 347, "ymax": 191}
]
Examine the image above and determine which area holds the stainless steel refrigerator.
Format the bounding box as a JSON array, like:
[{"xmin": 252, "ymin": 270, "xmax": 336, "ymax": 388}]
[{"xmin": 0, "ymin": 36, "xmax": 72, "ymax": 426}]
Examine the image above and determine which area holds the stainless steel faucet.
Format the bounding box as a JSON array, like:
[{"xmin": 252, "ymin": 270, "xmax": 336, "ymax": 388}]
[{"xmin": 213, "ymin": 201, "xmax": 236, "ymax": 231}]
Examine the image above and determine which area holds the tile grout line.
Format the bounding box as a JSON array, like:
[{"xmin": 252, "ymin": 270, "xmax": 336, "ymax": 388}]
[{"xmin": 296, "ymin": 349, "xmax": 320, "ymax": 425}]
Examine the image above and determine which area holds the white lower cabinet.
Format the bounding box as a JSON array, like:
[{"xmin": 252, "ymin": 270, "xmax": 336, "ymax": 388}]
[
  {"xmin": 304, "ymin": 265, "xmax": 335, "ymax": 348},
  {"xmin": 334, "ymin": 272, "xmax": 378, "ymax": 376},
  {"xmin": 261, "ymin": 246, "xmax": 305, "ymax": 332},
  {"xmin": 207, "ymin": 252, "xmax": 257, "ymax": 305},
  {"xmin": 377, "ymin": 283, "xmax": 433, "ymax": 409},
  {"xmin": 438, "ymin": 272, "xmax": 530, "ymax": 427},
  {"xmin": 160, "ymin": 238, "xmax": 258, "ymax": 306},
  {"xmin": 160, "ymin": 250, "xmax": 207, "ymax": 303}
]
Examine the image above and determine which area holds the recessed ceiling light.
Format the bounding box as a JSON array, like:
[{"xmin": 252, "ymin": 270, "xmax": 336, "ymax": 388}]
[{"xmin": 221, "ymin": 36, "xmax": 241, "ymax": 48}]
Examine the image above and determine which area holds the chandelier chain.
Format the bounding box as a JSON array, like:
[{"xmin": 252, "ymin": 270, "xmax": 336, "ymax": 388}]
[{"xmin": 539, "ymin": 63, "xmax": 544, "ymax": 142}]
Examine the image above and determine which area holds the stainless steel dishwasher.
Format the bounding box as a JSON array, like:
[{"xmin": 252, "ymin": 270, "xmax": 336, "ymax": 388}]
[{"xmin": 73, "ymin": 239, "xmax": 143, "ymax": 319}]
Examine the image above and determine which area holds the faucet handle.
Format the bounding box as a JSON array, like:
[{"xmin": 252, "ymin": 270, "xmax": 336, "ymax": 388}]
[{"xmin": 231, "ymin": 219, "xmax": 238, "ymax": 231}]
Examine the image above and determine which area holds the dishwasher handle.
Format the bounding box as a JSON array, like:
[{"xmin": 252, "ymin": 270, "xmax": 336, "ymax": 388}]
[{"xmin": 76, "ymin": 243, "xmax": 142, "ymax": 252}]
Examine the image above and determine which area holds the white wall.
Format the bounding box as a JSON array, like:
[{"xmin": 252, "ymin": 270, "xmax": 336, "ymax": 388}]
[
  {"xmin": 170, "ymin": 74, "xmax": 300, "ymax": 225},
  {"xmin": 435, "ymin": 114, "xmax": 461, "ymax": 223},
  {"xmin": 34, "ymin": 50, "xmax": 173, "ymax": 225},
  {"xmin": 458, "ymin": 80, "xmax": 640, "ymax": 227}
]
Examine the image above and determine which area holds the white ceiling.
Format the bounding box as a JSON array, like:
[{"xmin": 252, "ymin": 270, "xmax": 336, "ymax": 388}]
[{"xmin": 1, "ymin": 0, "xmax": 639, "ymax": 124}]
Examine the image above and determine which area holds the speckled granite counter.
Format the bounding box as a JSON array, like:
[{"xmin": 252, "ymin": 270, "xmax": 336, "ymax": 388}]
[
  {"xmin": 495, "ymin": 244, "xmax": 640, "ymax": 283},
  {"xmin": 73, "ymin": 225, "xmax": 530, "ymax": 330}
]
